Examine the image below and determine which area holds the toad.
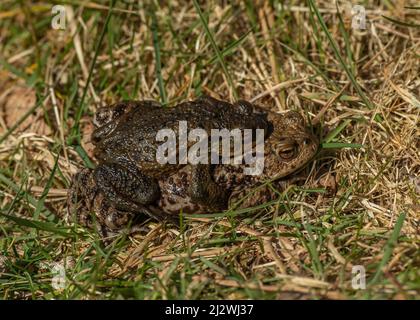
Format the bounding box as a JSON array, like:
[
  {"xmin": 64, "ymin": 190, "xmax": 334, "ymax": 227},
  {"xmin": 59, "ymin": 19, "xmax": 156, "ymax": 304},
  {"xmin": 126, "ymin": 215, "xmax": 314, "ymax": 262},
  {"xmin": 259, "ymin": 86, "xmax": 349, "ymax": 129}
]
[{"xmin": 67, "ymin": 95, "xmax": 318, "ymax": 238}]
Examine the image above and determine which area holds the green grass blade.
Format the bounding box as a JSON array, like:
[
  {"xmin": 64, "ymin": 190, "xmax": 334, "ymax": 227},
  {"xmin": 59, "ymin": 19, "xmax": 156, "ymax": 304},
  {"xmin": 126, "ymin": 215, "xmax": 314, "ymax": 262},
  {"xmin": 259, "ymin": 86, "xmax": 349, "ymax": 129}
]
[
  {"xmin": 323, "ymin": 119, "xmax": 352, "ymax": 143},
  {"xmin": 336, "ymin": 2, "xmax": 354, "ymax": 73},
  {"xmin": 278, "ymin": 42, "xmax": 336, "ymax": 89},
  {"xmin": 199, "ymin": 256, "xmax": 227, "ymax": 276},
  {"xmin": 0, "ymin": 173, "xmax": 55, "ymax": 221},
  {"xmin": 0, "ymin": 213, "xmax": 74, "ymax": 238},
  {"xmin": 369, "ymin": 213, "xmax": 406, "ymax": 286},
  {"xmin": 321, "ymin": 142, "xmax": 364, "ymax": 149},
  {"xmin": 307, "ymin": 0, "xmax": 374, "ymax": 110},
  {"xmin": 70, "ymin": 0, "xmax": 117, "ymax": 144},
  {"xmin": 382, "ymin": 15, "xmax": 420, "ymax": 28},
  {"xmin": 151, "ymin": 8, "xmax": 168, "ymax": 104},
  {"xmin": 192, "ymin": 0, "xmax": 238, "ymax": 100},
  {"xmin": 74, "ymin": 145, "xmax": 95, "ymax": 169},
  {"xmin": 207, "ymin": 29, "xmax": 252, "ymax": 65},
  {"xmin": 0, "ymin": 57, "xmax": 29, "ymax": 81},
  {"xmin": 303, "ymin": 223, "xmax": 324, "ymax": 278},
  {"xmin": 34, "ymin": 150, "xmax": 60, "ymax": 219}
]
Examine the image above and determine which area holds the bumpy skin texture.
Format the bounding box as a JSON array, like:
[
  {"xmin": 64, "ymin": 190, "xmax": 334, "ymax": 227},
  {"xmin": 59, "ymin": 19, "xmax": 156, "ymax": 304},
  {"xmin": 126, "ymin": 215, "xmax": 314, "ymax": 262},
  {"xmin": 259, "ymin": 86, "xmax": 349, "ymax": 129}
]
[
  {"xmin": 92, "ymin": 96, "xmax": 268, "ymax": 209},
  {"xmin": 68, "ymin": 96, "xmax": 270, "ymax": 236},
  {"xmin": 157, "ymin": 110, "xmax": 319, "ymax": 214},
  {"xmin": 67, "ymin": 96, "xmax": 319, "ymax": 240}
]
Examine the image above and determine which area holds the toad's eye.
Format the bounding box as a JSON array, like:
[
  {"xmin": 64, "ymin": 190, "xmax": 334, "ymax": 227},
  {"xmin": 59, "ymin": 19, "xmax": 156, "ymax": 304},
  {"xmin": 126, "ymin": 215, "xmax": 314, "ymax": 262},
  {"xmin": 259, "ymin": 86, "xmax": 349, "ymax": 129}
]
[
  {"xmin": 303, "ymin": 138, "xmax": 311, "ymax": 145},
  {"xmin": 274, "ymin": 139, "xmax": 298, "ymax": 160},
  {"xmin": 279, "ymin": 146, "xmax": 296, "ymax": 159}
]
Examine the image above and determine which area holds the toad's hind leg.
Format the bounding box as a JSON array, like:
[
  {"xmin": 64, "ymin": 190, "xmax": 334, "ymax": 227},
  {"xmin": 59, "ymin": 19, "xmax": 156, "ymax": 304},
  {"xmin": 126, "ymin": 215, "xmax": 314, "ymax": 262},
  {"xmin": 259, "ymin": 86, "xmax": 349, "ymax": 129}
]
[
  {"xmin": 93, "ymin": 162, "xmax": 161, "ymax": 210},
  {"xmin": 68, "ymin": 167, "xmax": 173, "ymax": 246},
  {"xmin": 189, "ymin": 164, "xmax": 229, "ymax": 211}
]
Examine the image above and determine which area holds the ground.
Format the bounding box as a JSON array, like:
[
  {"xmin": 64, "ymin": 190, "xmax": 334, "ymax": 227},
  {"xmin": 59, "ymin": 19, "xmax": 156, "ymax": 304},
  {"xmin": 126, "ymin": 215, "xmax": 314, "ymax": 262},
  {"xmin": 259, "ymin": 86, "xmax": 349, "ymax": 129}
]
[{"xmin": 0, "ymin": 0, "xmax": 419, "ymax": 299}]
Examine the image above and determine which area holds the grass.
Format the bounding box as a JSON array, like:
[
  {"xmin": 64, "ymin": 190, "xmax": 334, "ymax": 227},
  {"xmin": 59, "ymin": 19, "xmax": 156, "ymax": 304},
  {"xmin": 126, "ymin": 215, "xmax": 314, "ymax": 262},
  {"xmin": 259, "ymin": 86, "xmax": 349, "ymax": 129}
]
[{"xmin": 0, "ymin": 0, "xmax": 419, "ymax": 299}]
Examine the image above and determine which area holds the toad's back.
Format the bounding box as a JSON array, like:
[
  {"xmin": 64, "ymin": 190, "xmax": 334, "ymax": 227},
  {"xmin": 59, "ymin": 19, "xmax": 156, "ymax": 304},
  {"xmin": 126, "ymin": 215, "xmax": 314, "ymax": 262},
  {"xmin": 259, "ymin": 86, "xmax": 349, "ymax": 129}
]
[{"xmin": 93, "ymin": 96, "xmax": 270, "ymax": 177}]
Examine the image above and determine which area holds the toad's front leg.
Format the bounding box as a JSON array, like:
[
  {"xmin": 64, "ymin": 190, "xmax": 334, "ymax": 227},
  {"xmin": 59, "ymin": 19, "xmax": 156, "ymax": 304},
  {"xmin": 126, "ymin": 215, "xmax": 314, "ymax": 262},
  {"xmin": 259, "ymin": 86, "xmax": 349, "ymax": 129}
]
[
  {"xmin": 93, "ymin": 161, "xmax": 161, "ymax": 209},
  {"xmin": 189, "ymin": 164, "xmax": 230, "ymax": 211}
]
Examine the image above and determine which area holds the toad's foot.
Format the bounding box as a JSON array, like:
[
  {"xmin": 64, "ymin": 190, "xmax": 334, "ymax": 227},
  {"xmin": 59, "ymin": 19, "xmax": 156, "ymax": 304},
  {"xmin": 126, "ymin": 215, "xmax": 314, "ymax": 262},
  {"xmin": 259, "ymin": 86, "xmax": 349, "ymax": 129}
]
[{"xmin": 189, "ymin": 164, "xmax": 230, "ymax": 211}]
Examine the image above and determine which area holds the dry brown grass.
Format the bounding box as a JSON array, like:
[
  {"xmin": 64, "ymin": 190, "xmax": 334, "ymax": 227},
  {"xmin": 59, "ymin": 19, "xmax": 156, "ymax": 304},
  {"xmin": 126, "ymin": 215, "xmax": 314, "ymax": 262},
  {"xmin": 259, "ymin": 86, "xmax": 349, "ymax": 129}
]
[{"xmin": 0, "ymin": 0, "xmax": 419, "ymax": 299}]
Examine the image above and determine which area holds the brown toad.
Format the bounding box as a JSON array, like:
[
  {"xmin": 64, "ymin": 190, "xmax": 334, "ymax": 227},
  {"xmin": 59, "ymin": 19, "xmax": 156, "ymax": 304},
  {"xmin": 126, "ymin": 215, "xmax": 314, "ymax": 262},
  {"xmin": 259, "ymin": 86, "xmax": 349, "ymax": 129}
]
[
  {"xmin": 67, "ymin": 96, "xmax": 318, "ymax": 238},
  {"xmin": 157, "ymin": 109, "xmax": 319, "ymax": 214}
]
